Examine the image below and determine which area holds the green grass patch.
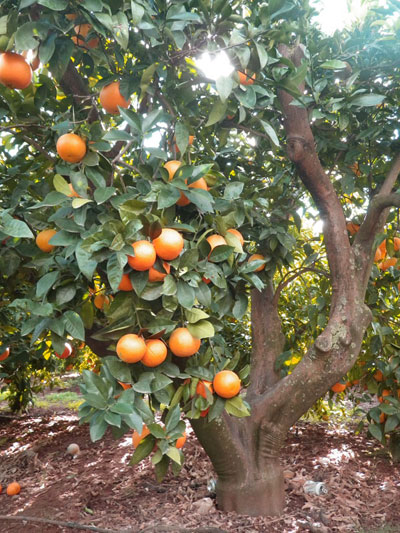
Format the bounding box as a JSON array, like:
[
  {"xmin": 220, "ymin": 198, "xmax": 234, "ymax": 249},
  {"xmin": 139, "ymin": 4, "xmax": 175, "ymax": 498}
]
[{"xmin": 34, "ymin": 391, "xmax": 83, "ymax": 411}]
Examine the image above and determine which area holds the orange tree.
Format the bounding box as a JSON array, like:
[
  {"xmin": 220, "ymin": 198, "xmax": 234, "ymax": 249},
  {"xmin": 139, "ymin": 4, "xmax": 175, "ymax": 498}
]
[{"xmin": 1, "ymin": 0, "xmax": 400, "ymax": 516}]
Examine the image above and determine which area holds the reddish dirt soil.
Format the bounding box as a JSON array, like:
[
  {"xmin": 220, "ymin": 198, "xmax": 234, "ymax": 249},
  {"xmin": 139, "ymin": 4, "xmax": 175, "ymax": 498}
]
[{"xmin": 0, "ymin": 405, "xmax": 399, "ymax": 533}]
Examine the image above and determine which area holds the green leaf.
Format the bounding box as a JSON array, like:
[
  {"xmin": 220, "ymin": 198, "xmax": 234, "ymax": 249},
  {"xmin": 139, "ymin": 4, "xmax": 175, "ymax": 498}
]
[
  {"xmin": 185, "ymin": 308, "xmax": 209, "ymax": 323},
  {"xmin": 177, "ymin": 281, "xmax": 195, "ymax": 309},
  {"xmin": 107, "ymin": 253, "xmax": 127, "ymax": 293},
  {"xmin": 81, "ymin": 300, "xmax": 94, "ymax": 329},
  {"xmin": 94, "ymin": 187, "xmax": 116, "ymax": 204},
  {"xmin": 158, "ymin": 184, "xmax": 182, "ymax": 209},
  {"xmin": 110, "ymin": 402, "xmax": 134, "ymax": 415},
  {"xmin": 129, "ymin": 436, "xmax": 156, "ymax": 465},
  {"xmin": 72, "ymin": 198, "xmax": 93, "ymax": 209},
  {"xmin": 151, "ymin": 373, "xmax": 173, "ymax": 392},
  {"xmin": 208, "ymin": 396, "xmax": 225, "ymax": 422},
  {"xmin": 384, "ymin": 415, "xmax": 399, "ymax": 433},
  {"xmin": 1, "ymin": 215, "xmax": 33, "ymax": 238},
  {"xmin": 208, "ymin": 245, "xmax": 233, "ymax": 262},
  {"xmin": 38, "ymin": 0, "xmax": 68, "ymax": 9},
  {"xmin": 187, "ymin": 320, "xmax": 214, "ymax": 339},
  {"xmin": 320, "ymin": 60, "xmax": 349, "ymax": 70},
  {"xmin": 255, "ymin": 42, "xmax": 268, "ymax": 69},
  {"xmin": 36, "ymin": 271, "xmax": 59, "ymax": 299},
  {"xmin": 131, "ymin": 1, "xmax": 145, "ymax": 25},
  {"xmin": 63, "ymin": 311, "xmax": 85, "ymax": 341},
  {"xmin": 205, "ymin": 100, "xmax": 227, "ymax": 126},
  {"xmin": 154, "ymin": 456, "xmax": 170, "ymax": 482},
  {"xmin": 132, "ymin": 373, "xmax": 155, "ymax": 394},
  {"xmin": 216, "ymin": 76, "xmax": 234, "ymax": 103},
  {"xmin": 225, "ymin": 396, "xmax": 250, "ymax": 417},
  {"xmin": 119, "ymin": 199, "xmax": 147, "ymax": 224},
  {"xmin": 175, "ymin": 122, "xmax": 189, "ymax": 155},
  {"xmin": 232, "ymin": 294, "xmax": 248, "ymax": 320},
  {"xmin": 166, "ymin": 446, "xmax": 181, "ymax": 465},
  {"xmin": 165, "ymin": 404, "xmax": 181, "ymax": 432},
  {"xmin": 113, "ymin": 11, "xmax": 129, "ymax": 50},
  {"xmin": 53, "ymin": 174, "xmax": 71, "ymax": 195},
  {"xmin": 260, "ymin": 120, "xmax": 280, "ymax": 147},
  {"xmin": 368, "ymin": 422, "xmax": 383, "ymax": 442},
  {"xmin": 104, "ymin": 357, "xmax": 132, "ymax": 383},
  {"xmin": 350, "ymin": 94, "xmax": 385, "ymax": 107},
  {"xmin": 148, "ymin": 423, "xmax": 165, "ymax": 439},
  {"xmin": 224, "ymin": 182, "xmax": 244, "ymax": 200},
  {"xmin": 89, "ymin": 413, "xmax": 108, "ymax": 442},
  {"xmin": 76, "ymin": 242, "xmax": 97, "ymax": 280},
  {"xmin": 104, "ymin": 411, "xmax": 122, "ymax": 427},
  {"xmin": 179, "ymin": 249, "xmax": 199, "ymax": 270}
]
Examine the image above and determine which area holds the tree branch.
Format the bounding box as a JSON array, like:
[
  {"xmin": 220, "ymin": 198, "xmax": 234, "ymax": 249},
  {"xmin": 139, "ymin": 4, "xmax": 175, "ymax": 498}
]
[
  {"xmin": 0, "ymin": 515, "xmax": 122, "ymax": 533},
  {"xmin": 59, "ymin": 61, "xmax": 99, "ymax": 123},
  {"xmin": 273, "ymin": 266, "xmax": 330, "ymax": 306},
  {"xmin": 21, "ymin": 134, "xmax": 56, "ymax": 162}
]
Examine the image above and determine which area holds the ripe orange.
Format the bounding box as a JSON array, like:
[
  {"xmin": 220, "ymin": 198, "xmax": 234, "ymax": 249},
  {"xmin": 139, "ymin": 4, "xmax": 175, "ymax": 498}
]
[
  {"xmin": 206, "ymin": 234, "xmax": 227, "ymax": 257},
  {"xmin": 56, "ymin": 133, "xmax": 87, "ymax": 163},
  {"xmin": 164, "ymin": 160, "xmax": 181, "ymax": 180},
  {"xmin": 196, "ymin": 380, "xmax": 213, "ymax": 398},
  {"xmin": 379, "ymin": 257, "xmax": 397, "ymax": 271},
  {"xmin": 132, "ymin": 425, "xmax": 151, "ymax": 448},
  {"xmin": 248, "ymin": 253, "xmax": 265, "ymax": 271},
  {"xmin": 118, "ymin": 273, "xmax": 133, "ymax": 291},
  {"xmin": 202, "ymin": 277, "xmax": 211, "ymax": 284},
  {"xmin": 153, "ymin": 229, "xmax": 184, "ymax": 260},
  {"xmin": 331, "ymin": 383, "xmax": 346, "ymax": 393},
  {"xmin": 374, "ymin": 240, "xmax": 387, "ymax": 262},
  {"xmin": 0, "ymin": 484, "xmax": 2, "ymax": 494},
  {"xmin": 148, "ymin": 261, "xmax": 170, "ymax": 282},
  {"xmin": 66, "ymin": 13, "xmax": 77, "ymax": 20},
  {"xmin": 0, "ymin": 52, "xmax": 32, "ymax": 89},
  {"xmin": 200, "ymin": 407, "xmax": 210, "ymax": 417},
  {"xmin": 118, "ymin": 381, "xmax": 132, "ymax": 390},
  {"xmin": 378, "ymin": 389, "xmax": 391, "ymax": 403},
  {"xmin": 169, "ymin": 328, "xmax": 201, "ymax": 357},
  {"xmin": 373, "ymin": 370, "xmax": 383, "ymax": 382},
  {"xmin": 394, "ymin": 237, "xmax": 400, "ymax": 252},
  {"xmin": 176, "ymin": 176, "xmax": 208, "ymax": 206},
  {"xmin": 227, "ymin": 228, "xmax": 244, "ymax": 246},
  {"xmin": 141, "ymin": 339, "xmax": 168, "ymax": 367},
  {"xmin": 36, "ymin": 229, "xmax": 57, "ymax": 252},
  {"xmin": 94, "ymin": 293, "xmax": 111, "ymax": 309},
  {"xmin": 237, "ymin": 70, "xmax": 255, "ymax": 85},
  {"xmin": 99, "ymin": 81, "xmax": 130, "ymax": 114},
  {"xmin": 346, "ymin": 222, "xmax": 360, "ymax": 236},
  {"xmin": 128, "ymin": 240, "xmax": 156, "ymax": 271},
  {"xmin": 213, "ymin": 370, "xmax": 241, "ymax": 399},
  {"xmin": 55, "ymin": 343, "xmax": 72, "ymax": 359},
  {"xmin": 6, "ymin": 482, "xmax": 21, "ymax": 496},
  {"xmin": 116, "ymin": 334, "xmax": 146, "ymax": 363},
  {"xmin": 68, "ymin": 183, "xmax": 80, "ymax": 197},
  {"xmin": 174, "ymin": 135, "xmax": 194, "ymax": 152},
  {"xmin": 0, "ymin": 347, "xmax": 10, "ymax": 361},
  {"xmin": 175, "ymin": 430, "xmax": 186, "ymax": 449},
  {"xmin": 379, "ymin": 412, "xmax": 386, "ymax": 424},
  {"xmin": 73, "ymin": 23, "xmax": 99, "ymax": 49}
]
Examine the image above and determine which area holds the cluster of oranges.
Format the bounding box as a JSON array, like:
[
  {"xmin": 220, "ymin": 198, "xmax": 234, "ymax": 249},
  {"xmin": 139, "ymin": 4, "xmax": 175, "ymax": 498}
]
[{"xmin": 347, "ymin": 223, "xmax": 400, "ymax": 271}]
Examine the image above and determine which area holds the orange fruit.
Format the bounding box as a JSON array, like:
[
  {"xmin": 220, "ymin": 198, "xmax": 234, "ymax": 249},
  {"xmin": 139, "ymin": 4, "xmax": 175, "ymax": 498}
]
[
  {"xmin": 0, "ymin": 347, "xmax": 10, "ymax": 361},
  {"xmin": 346, "ymin": 222, "xmax": 360, "ymax": 236},
  {"xmin": 331, "ymin": 383, "xmax": 346, "ymax": 393},
  {"xmin": 237, "ymin": 70, "xmax": 255, "ymax": 85},
  {"xmin": 6, "ymin": 482, "xmax": 21, "ymax": 496},
  {"xmin": 164, "ymin": 160, "xmax": 182, "ymax": 180},
  {"xmin": 153, "ymin": 229, "xmax": 184, "ymax": 260},
  {"xmin": 68, "ymin": 183, "xmax": 80, "ymax": 197},
  {"xmin": 56, "ymin": 133, "xmax": 86, "ymax": 163},
  {"xmin": 379, "ymin": 412, "xmax": 386, "ymax": 424},
  {"xmin": 55, "ymin": 343, "xmax": 72, "ymax": 359},
  {"xmin": 66, "ymin": 13, "xmax": 77, "ymax": 20},
  {"xmin": 148, "ymin": 261, "xmax": 170, "ymax": 282},
  {"xmin": 202, "ymin": 277, "xmax": 211, "ymax": 284},
  {"xmin": 175, "ymin": 430, "xmax": 186, "ymax": 449},
  {"xmin": 132, "ymin": 425, "xmax": 151, "ymax": 448},
  {"xmin": 378, "ymin": 389, "xmax": 391, "ymax": 403},
  {"xmin": 373, "ymin": 370, "xmax": 383, "ymax": 382},
  {"xmin": 227, "ymin": 228, "xmax": 244, "ymax": 246},
  {"xmin": 248, "ymin": 253, "xmax": 265, "ymax": 271},
  {"xmin": 379, "ymin": 257, "xmax": 397, "ymax": 271},
  {"xmin": 394, "ymin": 237, "xmax": 400, "ymax": 251},
  {"xmin": 99, "ymin": 81, "xmax": 130, "ymax": 114},
  {"xmin": 200, "ymin": 408, "xmax": 210, "ymax": 417},
  {"xmin": 118, "ymin": 381, "xmax": 132, "ymax": 390},
  {"xmin": 73, "ymin": 23, "xmax": 99, "ymax": 49},
  {"xmin": 213, "ymin": 370, "xmax": 241, "ymax": 399},
  {"xmin": 0, "ymin": 52, "xmax": 32, "ymax": 89},
  {"xmin": 128, "ymin": 240, "xmax": 156, "ymax": 271},
  {"xmin": 94, "ymin": 294, "xmax": 111, "ymax": 309},
  {"xmin": 168, "ymin": 327, "xmax": 201, "ymax": 357},
  {"xmin": 374, "ymin": 240, "xmax": 387, "ymax": 262},
  {"xmin": 36, "ymin": 229, "xmax": 57, "ymax": 252},
  {"xmin": 116, "ymin": 334, "xmax": 146, "ymax": 363},
  {"xmin": 118, "ymin": 273, "xmax": 133, "ymax": 291},
  {"xmin": 141, "ymin": 339, "xmax": 168, "ymax": 367},
  {"xmin": 206, "ymin": 234, "xmax": 227, "ymax": 257},
  {"xmin": 174, "ymin": 135, "xmax": 194, "ymax": 152},
  {"xmin": 176, "ymin": 177, "xmax": 208, "ymax": 206},
  {"xmin": 196, "ymin": 380, "xmax": 213, "ymax": 398}
]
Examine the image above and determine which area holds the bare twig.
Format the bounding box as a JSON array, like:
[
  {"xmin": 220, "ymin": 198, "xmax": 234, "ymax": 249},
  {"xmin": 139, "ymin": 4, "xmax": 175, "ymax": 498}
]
[
  {"xmin": 0, "ymin": 515, "xmax": 128, "ymax": 533},
  {"xmin": 273, "ymin": 266, "xmax": 330, "ymax": 306},
  {"xmin": 21, "ymin": 135, "xmax": 56, "ymax": 162}
]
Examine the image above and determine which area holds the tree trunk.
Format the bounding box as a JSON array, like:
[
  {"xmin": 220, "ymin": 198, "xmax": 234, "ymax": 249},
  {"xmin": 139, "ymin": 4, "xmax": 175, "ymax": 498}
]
[{"xmin": 191, "ymin": 416, "xmax": 286, "ymax": 516}]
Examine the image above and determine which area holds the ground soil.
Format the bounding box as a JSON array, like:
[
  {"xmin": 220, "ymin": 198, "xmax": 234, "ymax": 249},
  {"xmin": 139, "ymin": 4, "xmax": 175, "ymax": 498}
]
[{"xmin": 0, "ymin": 399, "xmax": 399, "ymax": 533}]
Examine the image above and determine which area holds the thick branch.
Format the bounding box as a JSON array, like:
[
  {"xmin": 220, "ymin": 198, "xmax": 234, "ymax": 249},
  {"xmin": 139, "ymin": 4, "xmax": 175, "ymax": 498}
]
[{"xmin": 59, "ymin": 62, "xmax": 99, "ymax": 123}]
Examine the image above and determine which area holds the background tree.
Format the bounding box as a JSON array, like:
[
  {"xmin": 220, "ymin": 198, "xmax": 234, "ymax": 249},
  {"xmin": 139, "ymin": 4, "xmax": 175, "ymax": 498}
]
[{"xmin": 1, "ymin": 0, "xmax": 400, "ymax": 517}]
